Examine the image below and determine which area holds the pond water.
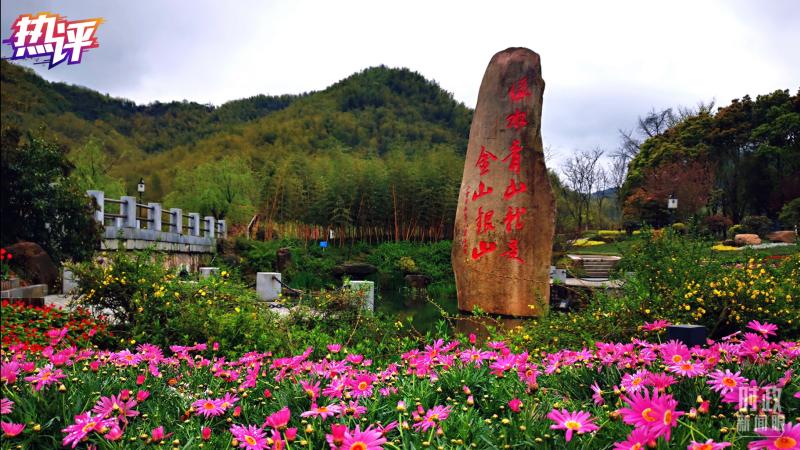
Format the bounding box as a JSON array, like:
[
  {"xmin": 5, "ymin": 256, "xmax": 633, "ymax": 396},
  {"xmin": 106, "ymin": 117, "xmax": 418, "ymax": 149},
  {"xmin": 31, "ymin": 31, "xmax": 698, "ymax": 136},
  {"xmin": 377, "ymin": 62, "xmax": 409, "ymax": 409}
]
[
  {"xmin": 376, "ymin": 288, "xmax": 459, "ymax": 332},
  {"xmin": 375, "ymin": 288, "xmax": 531, "ymax": 337}
]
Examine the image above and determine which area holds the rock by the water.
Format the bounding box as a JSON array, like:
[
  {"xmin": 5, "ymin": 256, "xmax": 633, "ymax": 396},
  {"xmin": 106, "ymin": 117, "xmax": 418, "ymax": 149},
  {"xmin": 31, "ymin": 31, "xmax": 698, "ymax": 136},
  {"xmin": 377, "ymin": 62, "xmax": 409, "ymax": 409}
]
[
  {"xmin": 766, "ymin": 230, "xmax": 796, "ymax": 243},
  {"xmin": 452, "ymin": 48, "xmax": 556, "ymax": 317},
  {"xmin": 734, "ymin": 234, "xmax": 762, "ymax": 246},
  {"xmin": 404, "ymin": 274, "xmax": 431, "ymax": 290},
  {"xmin": 4, "ymin": 242, "xmax": 59, "ymax": 290},
  {"xmin": 276, "ymin": 247, "xmax": 292, "ymax": 272},
  {"xmin": 332, "ymin": 262, "xmax": 377, "ymax": 277}
]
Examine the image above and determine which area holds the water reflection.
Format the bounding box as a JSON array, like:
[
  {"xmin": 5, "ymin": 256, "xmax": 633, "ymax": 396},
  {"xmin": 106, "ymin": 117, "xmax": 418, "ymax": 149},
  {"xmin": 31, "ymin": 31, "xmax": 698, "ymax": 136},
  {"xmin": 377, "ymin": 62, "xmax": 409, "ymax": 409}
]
[{"xmin": 376, "ymin": 288, "xmax": 531, "ymax": 339}]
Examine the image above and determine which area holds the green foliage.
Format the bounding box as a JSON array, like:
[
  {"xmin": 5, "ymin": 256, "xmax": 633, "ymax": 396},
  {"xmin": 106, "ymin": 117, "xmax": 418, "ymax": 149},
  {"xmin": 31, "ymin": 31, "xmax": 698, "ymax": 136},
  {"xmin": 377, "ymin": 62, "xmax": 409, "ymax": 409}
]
[
  {"xmin": 778, "ymin": 197, "xmax": 800, "ymax": 228},
  {"xmin": 728, "ymin": 224, "xmax": 745, "ymax": 238},
  {"xmin": 67, "ymin": 137, "xmax": 125, "ymax": 197},
  {"xmin": 739, "ymin": 215, "xmax": 772, "ymax": 237},
  {"xmin": 0, "ymin": 128, "xmax": 101, "ymax": 263},
  {"xmin": 164, "ymin": 156, "xmax": 258, "ymax": 223},
  {"xmin": 625, "ymin": 89, "xmax": 800, "ymax": 222}
]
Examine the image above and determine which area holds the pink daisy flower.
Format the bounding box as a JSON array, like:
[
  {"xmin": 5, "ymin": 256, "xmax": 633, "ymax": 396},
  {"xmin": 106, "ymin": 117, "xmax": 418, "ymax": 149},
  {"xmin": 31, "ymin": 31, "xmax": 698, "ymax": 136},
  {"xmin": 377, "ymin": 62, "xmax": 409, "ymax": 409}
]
[
  {"xmin": 24, "ymin": 364, "xmax": 66, "ymax": 391},
  {"xmin": 621, "ymin": 369, "xmax": 650, "ymax": 393},
  {"xmin": 340, "ymin": 425, "xmax": 387, "ymax": 450},
  {"xmin": 348, "ymin": 373, "xmax": 375, "ymax": 398},
  {"xmin": 747, "ymin": 320, "xmax": 778, "ymax": 337},
  {"xmin": 0, "ymin": 398, "xmax": 13, "ymax": 415},
  {"xmin": 689, "ymin": 439, "xmax": 731, "ymax": 450},
  {"xmin": 264, "ymin": 407, "xmax": 291, "ymax": 431},
  {"xmin": 341, "ymin": 401, "xmax": 368, "ymax": 418},
  {"xmin": 62, "ymin": 412, "xmax": 115, "ymax": 448},
  {"xmin": 230, "ymin": 424, "xmax": 267, "ymax": 450},
  {"xmin": 301, "ymin": 380, "xmax": 321, "ymax": 400},
  {"xmin": 220, "ymin": 392, "xmax": 239, "ymax": 410},
  {"xmin": 300, "ymin": 403, "xmax": 342, "ymax": 420},
  {"xmin": 707, "ymin": 369, "xmax": 748, "ymax": 394},
  {"xmin": 747, "ymin": 421, "xmax": 800, "ymax": 450},
  {"xmin": 413, "ymin": 405, "xmax": 452, "ymax": 432},
  {"xmin": 193, "ymin": 398, "xmax": 225, "ymax": 417},
  {"xmin": 508, "ymin": 398, "xmax": 523, "ymax": 413},
  {"xmin": 645, "ymin": 373, "xmax": 677, "ymax": 391},
  {"xmin": 547, "ymin": 408, "xmax": 600, "ymax": 442},
  {"xmin": 1, "ymin": 422, "xmax": 25, "ymax": 437},
  {"xmin": 613, "ymin": 427, "xmax": 656, "ymax": 450},
  {"xmin": 661, "ymin": 340, "xmax": 691, "ymax": 365},
  {"xmin": 327, "ymin": 423, "xmax": 347, "ymax": 449},
  {"xmin": 643, "ymin": 320, "xmax": 671, "ymax": 331},
  {"xmin": 667, "ymin": 360, "xmax": 706, "ymax": 378},
  {"xmin": 619, "ymin": 389, "xmax": 684, "ymax": 441},
  {"xmin": 92, "ymin": 393, "xmax": 139, "ymax": 421},
  {"xmin": 591, "ymin": 382, "xmax": 605, "ymax": 405}
]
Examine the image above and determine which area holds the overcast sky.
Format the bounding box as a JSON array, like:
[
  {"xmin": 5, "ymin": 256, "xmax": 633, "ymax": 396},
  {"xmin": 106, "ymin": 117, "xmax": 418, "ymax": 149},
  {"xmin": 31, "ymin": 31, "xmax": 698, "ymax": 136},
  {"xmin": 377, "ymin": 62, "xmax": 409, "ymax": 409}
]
[{"xmin": 2, "ymin": 1, "xmax": 799, "ymax": 168}]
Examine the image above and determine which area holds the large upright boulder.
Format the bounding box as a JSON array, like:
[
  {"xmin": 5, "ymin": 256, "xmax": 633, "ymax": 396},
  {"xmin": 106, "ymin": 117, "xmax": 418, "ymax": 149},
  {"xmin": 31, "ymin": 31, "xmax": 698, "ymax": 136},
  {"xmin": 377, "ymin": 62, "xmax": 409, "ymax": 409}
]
[
  {"xmin": 4, "ymin": 241, "xmax": 59, "ymax": 290},
  {"xmin": 452, "ymin": 48, "xmax": 556, "ymax": 317}
]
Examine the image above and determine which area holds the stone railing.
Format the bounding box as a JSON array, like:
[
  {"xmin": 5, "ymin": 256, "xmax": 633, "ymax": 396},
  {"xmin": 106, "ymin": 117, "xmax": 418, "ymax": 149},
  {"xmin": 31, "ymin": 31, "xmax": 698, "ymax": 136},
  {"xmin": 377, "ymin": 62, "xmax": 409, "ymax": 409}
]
[{"xmin": 87, "ymin": 190, "xmax": 226, "ymax": 254}]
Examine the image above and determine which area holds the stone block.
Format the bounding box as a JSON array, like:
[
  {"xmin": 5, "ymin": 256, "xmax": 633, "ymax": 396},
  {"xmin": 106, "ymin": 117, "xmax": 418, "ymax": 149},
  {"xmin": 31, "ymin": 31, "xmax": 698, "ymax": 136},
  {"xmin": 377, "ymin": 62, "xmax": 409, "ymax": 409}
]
[
  {"xmin": 347, "ymin": 280, "xmax": 375, "ymax": 311},
  {"xmin": 257, "ymin": 272, "xmax": 282, "ymax": 301}
]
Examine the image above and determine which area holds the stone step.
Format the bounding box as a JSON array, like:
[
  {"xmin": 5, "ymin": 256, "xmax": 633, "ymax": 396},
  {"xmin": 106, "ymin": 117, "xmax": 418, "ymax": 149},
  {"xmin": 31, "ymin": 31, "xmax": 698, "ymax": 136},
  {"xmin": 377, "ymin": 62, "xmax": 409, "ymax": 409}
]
[{"xmin": 1, "ymin": 284, "xmax": 49, "ymax": 299}]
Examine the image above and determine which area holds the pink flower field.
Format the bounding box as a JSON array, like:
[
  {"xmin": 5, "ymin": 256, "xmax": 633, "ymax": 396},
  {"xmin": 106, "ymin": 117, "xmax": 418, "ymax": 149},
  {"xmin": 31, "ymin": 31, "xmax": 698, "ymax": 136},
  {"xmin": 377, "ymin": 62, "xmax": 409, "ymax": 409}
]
[{"xmin": 1, "ymin": 320, "xmax": 798, "ymax": 449}]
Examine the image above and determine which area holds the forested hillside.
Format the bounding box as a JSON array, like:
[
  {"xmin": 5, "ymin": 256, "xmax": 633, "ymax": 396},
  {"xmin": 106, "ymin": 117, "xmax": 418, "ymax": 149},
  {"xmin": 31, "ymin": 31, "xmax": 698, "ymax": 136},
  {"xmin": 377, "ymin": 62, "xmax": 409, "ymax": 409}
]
[{"xmin": 1, "ymin": 61, "xmax": 472, "ymax": 235}]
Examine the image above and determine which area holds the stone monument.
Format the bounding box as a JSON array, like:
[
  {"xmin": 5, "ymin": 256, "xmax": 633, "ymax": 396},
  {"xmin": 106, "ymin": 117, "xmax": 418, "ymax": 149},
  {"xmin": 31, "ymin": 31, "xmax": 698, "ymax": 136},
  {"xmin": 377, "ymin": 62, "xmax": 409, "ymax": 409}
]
[{"xmin": 452, "ymin": 47, "xmax": 555, "ymax": 317}]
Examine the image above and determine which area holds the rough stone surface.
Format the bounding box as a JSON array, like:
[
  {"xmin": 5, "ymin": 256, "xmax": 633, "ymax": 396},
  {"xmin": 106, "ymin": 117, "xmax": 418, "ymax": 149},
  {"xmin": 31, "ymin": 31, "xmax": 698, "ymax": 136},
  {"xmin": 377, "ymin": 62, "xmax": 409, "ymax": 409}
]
[
  {"xmin": 404, "ymin": 274, "xmax": 431, "ymax": 290},
  {"xmin": 332, "ymin": 263, "xmax": 377, "ymax": 277},
  {"xmin": 276, "ymin": 248, "xmax": 292, "ymax": 272},
  {"xmin": 766, "ymin": 230, "xmax": 796, "ymax": 243},
  {"xmin": 734, "ymin": 234, "xmax": 762, "ymax": 246},
  {"xmin": 452, "ymin": 48, "xmax": 555, "ymax": 317},
  {"xmin": 5, "ymin": 242, "xmax": 59, "ymax": 290}
]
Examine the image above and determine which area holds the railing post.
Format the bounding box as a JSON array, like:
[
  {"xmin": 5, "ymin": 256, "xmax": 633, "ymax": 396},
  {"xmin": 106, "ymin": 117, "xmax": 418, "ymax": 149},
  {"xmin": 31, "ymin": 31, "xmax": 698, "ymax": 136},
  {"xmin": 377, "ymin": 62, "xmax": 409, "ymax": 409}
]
[
  {"xmin": 148, "ymin": 202, "xmax": 162, "ymax": 231},
  {"xmin": 169, "ymin": 208, "xmax": 182, "ymax": 234},
  {"xmin": 120, "ymin": 196, "xmax": 137, "ymax": 228},
  {"xmin": 217, "ymin": 220, "xmax": 227, "ymax": 238},
  {"xmin": 204, "ymin": 216, "xmax": 215, "ymax": 238},
  {"xmin": 86, "ymin": 190, "xmax": 104, "ymax": 224},
  {"xmin": 188, "ymin": 212, "xmax": 201, "ymax": 236}
]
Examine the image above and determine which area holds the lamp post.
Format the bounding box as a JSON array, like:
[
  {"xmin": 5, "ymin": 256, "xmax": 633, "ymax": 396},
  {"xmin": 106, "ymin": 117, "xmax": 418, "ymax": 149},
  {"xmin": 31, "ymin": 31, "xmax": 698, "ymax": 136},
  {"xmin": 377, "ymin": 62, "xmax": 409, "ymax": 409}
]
[
  {"xmin": 137, "ymin": 178, "xmax": 145, "ymax": 203},
  {"xmin": 667, "ymin": 193, "xmax": 678, "ymax": 226}
]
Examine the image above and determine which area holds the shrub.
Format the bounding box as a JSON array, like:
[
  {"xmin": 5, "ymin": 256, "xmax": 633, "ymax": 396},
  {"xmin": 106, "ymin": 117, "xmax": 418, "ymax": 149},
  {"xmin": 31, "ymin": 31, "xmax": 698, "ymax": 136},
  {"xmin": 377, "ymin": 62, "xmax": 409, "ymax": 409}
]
[
  {"xmin": 702, "ymin": 214, "xmax": 733, "ymax": 237},
  {"xmin": 779, "ymin": 197, "xmax": 800, "ymax": 228},
  {"xmin": 671, "ymin": 222, "xmax": 687, "ymax": 234},
  {"xmin": 740, "ymin": 215, "xmax": 772, "ymax": 237},
  {"xmin": 727, "ymin": 224, "xmax": 745, "ymax": 238}
]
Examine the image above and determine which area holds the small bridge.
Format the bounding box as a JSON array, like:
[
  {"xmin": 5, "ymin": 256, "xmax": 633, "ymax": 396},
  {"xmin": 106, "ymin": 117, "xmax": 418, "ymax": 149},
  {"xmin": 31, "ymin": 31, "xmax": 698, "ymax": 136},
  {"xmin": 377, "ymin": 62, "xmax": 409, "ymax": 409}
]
[{"xmin": 87, "ymin": 190, "xmax": 227, "ymax": 270}]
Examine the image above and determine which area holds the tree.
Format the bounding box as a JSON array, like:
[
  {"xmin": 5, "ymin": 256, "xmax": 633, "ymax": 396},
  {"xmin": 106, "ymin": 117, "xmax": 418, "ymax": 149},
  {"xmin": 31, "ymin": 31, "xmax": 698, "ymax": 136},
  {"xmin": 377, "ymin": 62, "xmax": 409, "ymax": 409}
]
[
  {"xmin": 68, "ymin": 137, "xmax": 125, "ymax": 197},
  {"xmin": 561, "ymin": 148, "xmax": 604, "ymax": 231},
  {"xmin": 164, "ymin": 156, "xmax": 258, "ymax": 224},
  {"xmin": 609, "ymin": 153, "xmax": 629, "ymax": 226},
  {"xmin": 0, "ymin": 128, "xmax": 101, "ymax": 262},
  {"xmin": 625, "ymin": 160, "xmax": 715, "ymax": 224}
]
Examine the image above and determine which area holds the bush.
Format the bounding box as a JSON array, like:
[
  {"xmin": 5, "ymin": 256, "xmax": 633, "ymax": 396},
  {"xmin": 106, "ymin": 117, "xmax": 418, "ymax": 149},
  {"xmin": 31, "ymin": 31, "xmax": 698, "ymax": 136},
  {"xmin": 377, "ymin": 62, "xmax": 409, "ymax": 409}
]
[
  {"xmin": 739, "ymin": 215, "xmax": 772, "ymax": 237},
  {"xmin": 727, "ymin": 224, "xmax": 745, "ymax": 238},
  {"xmin": 779, "ymin": 197, "xmax": 800, "ymax": 228},
  {"xmin": 702, "ymin": 214, "xmax": 733, "ymax": 237},
  {"xmin": 671, "ymin": 222, "xmax": 687, "ymax": 234},
  {"xmin": 0, "ymin": 128, "xmax": 101, "ymax": 263}
]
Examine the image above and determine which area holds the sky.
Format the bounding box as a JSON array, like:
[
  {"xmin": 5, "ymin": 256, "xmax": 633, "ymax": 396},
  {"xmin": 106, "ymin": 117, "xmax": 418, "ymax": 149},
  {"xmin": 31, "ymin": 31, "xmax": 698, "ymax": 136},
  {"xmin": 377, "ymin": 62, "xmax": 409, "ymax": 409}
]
[{"xmin": 2, "ymin": 0, "xmax": 799, "ymax": 169}]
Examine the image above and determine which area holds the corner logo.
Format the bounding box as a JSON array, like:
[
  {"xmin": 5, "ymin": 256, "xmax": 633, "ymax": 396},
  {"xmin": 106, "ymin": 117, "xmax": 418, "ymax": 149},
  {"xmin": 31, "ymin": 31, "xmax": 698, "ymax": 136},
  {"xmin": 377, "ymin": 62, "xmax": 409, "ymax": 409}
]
[{"xmin": 2, "ymin": 12, "xmax": 102, "ymax": 68}]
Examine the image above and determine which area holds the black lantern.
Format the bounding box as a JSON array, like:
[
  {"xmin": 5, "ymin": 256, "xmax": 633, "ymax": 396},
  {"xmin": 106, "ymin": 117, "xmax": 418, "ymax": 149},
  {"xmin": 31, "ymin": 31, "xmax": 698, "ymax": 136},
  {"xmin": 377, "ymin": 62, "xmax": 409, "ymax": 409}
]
[{"xmin": 137, "ymin": 178, "xmax": 145, "ymax": 202}]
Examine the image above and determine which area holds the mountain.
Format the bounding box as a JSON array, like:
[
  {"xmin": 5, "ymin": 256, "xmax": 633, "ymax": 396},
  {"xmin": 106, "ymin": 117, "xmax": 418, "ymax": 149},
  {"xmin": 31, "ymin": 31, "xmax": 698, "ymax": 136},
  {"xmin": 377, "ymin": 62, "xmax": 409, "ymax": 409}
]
[{"xmin": 1, "ymin": 61, "xmax": 472, "ymax": 201}]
